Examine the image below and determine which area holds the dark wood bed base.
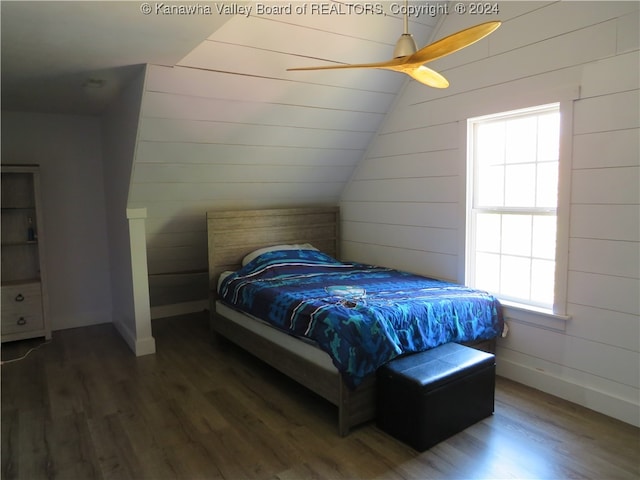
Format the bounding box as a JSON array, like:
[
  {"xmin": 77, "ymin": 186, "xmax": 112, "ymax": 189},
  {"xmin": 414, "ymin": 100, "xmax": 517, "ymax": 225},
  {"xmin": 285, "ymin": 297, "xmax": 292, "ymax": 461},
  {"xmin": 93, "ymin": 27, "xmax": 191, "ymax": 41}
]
[{"xmin": 207, "ymin": 207, "xmax": 496, "ymax": 436}]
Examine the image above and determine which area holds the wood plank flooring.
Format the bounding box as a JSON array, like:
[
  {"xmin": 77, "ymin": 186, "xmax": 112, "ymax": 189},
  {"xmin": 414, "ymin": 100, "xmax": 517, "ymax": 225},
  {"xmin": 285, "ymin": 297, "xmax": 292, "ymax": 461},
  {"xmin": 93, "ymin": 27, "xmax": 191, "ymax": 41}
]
[{"xmin": 2, "ymin": 311, "xmax": 638, "ymax": 480}]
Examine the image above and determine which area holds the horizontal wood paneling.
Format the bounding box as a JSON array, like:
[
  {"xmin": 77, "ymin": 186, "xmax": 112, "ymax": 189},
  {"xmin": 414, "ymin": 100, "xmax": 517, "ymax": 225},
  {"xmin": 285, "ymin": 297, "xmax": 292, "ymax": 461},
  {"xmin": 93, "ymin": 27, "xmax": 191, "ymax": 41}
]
[
  {"xmin": 132, "ymin": 164, "xmax": 353, "ymax": 184},
  {"xmin": 569, "ymin": 238, "xmax": 640, "ymax": 279},
  {"xmin": 406, "ymin": 17, "xmax": 618, "ymax": 107},
  {"xmin": 498, "ymin": 319, "xmax": 639, "ymax": 388},
  {"xmin": 129, "ymin": 182, "xmax": 345, "ymax": 204},
  {"xmin": 342, "ymin": 221, "xmax": 457, "ymax": 255},
  {"xmin": 341, "ymin": 201, "xmax": 459, "ymax": 229},
  {"xmin": 142, "ymin": 91, "xmax": 383, "ymax": 132},
  {"xmin": 340, "ymin": 1, "xmax": 640, "ymax": 426},
  {"xmin": 342, "ymin": 176, "xmax": 459, "ymax": 203},
  {"xmin": 138, "ymin": 118, "xmax": 374, "ymax": 150},
  {"xmin": 341, "ymin": 241, "xmax": 457, "ymax": 281},
  {"xmin": 574, "ymin": 90, "xmax": 640, "ymax": 135},
  {"xmin": 571, "ymin": 167, "xmax": 640, "ymax": 205},
  {"xmin": 371, "ymin": 122, "xmax": 459, "ymax": 156},
  {"xmin": 497, "ymin": 343, "xmax": 639, "ymax": 407},
  {"xmin": 565, "ymin": 303, "xmax": 640, "ymax": 352},
  {"xmin": 573, "ymin": 129, "xmax": 639, "ymax": 169},
  {"xmin": 567, "ymin": 271, "xmax": 639, "ymax": 316},
  {"xmin": 145, "ymin": 65, "xmax": 395, "ymax": 113},
  {"xmin": 352, "ymin": 149, "xmax": 458, "ymax": 179},
  {"xmin": 570, "ymin": 205, "xmax": 639, "ymax": 242},
  {"xmin": 135, "ymin": 142, "xmax": 363, "ymax": 167},
  {"xmin": 131, "ymin": 3, "xmax": 441, "ymax": 307}
]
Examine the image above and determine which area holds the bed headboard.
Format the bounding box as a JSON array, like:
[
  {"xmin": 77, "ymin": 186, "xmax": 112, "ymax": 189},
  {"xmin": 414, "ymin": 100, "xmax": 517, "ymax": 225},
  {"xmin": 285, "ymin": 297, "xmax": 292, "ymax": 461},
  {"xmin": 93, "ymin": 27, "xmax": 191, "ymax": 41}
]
[{"xmin": 207, "ymin": 207, "xmax": 340, "ymax": 297}]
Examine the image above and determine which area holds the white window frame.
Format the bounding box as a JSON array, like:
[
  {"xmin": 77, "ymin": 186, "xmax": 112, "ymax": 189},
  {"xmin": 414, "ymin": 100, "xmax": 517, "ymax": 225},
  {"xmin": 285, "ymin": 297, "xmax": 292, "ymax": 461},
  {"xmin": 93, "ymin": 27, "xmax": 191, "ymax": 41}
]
[{"xmin": 461, "ymin": 88, "xmax": 578, "ymax": 328}]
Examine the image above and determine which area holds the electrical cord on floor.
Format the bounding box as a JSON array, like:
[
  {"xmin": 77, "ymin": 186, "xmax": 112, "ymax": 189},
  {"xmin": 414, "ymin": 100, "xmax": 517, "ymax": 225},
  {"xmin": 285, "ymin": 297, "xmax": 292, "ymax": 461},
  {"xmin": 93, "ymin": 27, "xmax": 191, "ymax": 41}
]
[{"xmin": 0, "ymin": 339, "xmax": 51, "ymax": 366}]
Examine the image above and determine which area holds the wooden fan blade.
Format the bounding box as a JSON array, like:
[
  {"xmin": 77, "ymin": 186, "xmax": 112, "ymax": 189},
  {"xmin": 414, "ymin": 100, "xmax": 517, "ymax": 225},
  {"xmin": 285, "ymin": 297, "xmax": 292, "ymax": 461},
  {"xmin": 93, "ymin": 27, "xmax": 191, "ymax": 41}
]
[
  {"xmin": 407, "ymin": 21, "xmax": 501, "ymax": 66},
  {"xmin": 406, "ymin": 66, "xmax": 449, "ymax": 88}
]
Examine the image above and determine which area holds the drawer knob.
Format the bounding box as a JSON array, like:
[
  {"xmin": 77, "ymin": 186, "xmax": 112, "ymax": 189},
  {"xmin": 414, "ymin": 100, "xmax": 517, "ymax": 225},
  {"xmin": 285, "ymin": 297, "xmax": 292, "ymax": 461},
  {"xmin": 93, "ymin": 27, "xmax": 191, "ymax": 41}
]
[
  {"xmin": 16, "ymin": 317, "xmax": 27, "ymax": 326},
  {"xmin": 15, "ymin": 294, "xmax": 24, "ymax": 302}
]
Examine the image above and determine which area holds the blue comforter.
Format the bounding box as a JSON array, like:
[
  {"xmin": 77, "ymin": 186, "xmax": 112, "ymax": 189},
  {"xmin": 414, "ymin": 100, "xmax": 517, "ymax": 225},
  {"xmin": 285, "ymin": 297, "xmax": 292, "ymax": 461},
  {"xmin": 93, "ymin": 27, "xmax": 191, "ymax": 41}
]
[{"xmin": 219, "ymin": 249, "xmax": 503, "ymax": 389}]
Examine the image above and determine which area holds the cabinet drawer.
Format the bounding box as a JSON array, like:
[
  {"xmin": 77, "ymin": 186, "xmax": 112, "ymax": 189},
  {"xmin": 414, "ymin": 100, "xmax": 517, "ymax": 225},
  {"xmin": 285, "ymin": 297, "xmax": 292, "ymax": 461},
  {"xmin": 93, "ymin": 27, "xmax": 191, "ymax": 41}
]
[
  {"xmin": 1, "ymin": 283, "xmax": 42, "ymax": 310},
  {"xmin": 1, "ymin": 283, "xmax": 43, "ymax": 334},
  {"xmin": 1, "ymin": 312, "xmax": 44, "ymax": 335}
]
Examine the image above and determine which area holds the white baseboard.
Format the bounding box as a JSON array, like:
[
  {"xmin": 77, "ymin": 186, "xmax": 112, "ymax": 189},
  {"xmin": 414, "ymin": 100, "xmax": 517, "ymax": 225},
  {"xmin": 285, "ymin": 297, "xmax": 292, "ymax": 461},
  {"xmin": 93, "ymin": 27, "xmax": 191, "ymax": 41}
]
[
  {"xmin": 113, "ymin": 316, "xmax": 156, "ymax": 357},
  {"xmin": 497, "ymin": 357, "xmax": 640, "ymax": 428},
  {"xmin": 113, "ymin": 317, "xmax": 136, "ymax": 354},
  {"xmin": 151, "ymin": 300, "xmax": 209, "ymax": 319},
  {"xmin": 134, "ymin": 335, "xmax": 156, "ymax": 357}
]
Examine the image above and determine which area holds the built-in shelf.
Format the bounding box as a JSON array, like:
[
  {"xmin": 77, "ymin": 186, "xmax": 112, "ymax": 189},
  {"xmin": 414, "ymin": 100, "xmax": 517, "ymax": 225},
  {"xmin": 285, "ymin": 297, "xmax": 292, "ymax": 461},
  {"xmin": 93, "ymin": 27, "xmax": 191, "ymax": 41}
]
[{"xmin": 1, "ymin": 165, "xmax": 51, "ymax": 342}]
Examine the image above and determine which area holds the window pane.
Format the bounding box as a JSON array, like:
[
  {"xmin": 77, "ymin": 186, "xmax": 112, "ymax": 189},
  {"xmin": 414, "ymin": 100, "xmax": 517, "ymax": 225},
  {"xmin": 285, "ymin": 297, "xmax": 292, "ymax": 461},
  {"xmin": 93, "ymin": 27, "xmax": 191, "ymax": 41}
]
[
  {"xmin": 475, "ymin": 252, "xmax": 500, "ymax": 292},
  {"xmin": 476, "ymin": 213, "xmax": 501, "ymax": 253},
  {"xmin": 476, "ymin": 122, "xmax": 505, "ymax": 166},
  {"xmin": 477, "ymin": 164, "xmax": 504, "ymax": 207},
  {"xmin": 537, "ymin": 112, "xmax": 560, "ymax": 161},
  {"xmin": 505, "ymin": 164, "xmax": 536, "ymax": 206},
  {"xmin": 531, "ymin": 259, "xmax": 555, "ymax": 306},
  {"xmin": 502, "ymin": 214, "xmax": 531, "ymax": 256},
  {"xmin": 506, "ymin": 116, "xmax": 537, "ymax": 164},
  {"xmin": 501, "ymin": 255, "xmax": 531, "ymax": 300},
  {"xmin": 468, "ymin": 103, "xmax": 560, "ymax": 309},
  {"xmin": 532, "ymin": 215, "xmax": 556, "ymax": 260},
  {"xmin": 536, "ymin": 161, "xmax": 559, "ymax": 207}
]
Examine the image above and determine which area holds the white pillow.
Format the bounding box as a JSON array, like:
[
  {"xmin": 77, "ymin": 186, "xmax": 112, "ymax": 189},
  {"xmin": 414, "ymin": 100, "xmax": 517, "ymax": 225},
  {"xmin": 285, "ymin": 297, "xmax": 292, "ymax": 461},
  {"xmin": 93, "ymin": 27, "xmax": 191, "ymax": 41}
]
[
  {"xmin": 241, "ymin": 243, "xmax": 318, "ymax": 266},
  {"xmin": 217, "ymin": 270, "xmax": 234, "ymax": 293}
]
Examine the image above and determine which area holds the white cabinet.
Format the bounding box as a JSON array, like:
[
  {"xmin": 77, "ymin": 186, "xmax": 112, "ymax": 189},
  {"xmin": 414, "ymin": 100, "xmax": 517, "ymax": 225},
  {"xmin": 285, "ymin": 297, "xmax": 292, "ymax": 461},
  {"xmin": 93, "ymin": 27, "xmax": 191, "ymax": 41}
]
[{"xmin": 1, "ymin": 165, "xmax": 51, "ymax": 342}]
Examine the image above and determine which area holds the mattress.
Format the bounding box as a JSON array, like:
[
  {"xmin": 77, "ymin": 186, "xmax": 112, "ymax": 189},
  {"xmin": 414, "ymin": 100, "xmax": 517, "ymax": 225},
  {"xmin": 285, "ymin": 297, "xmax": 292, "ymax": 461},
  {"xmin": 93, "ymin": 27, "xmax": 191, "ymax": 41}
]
[
  {"xmin": 218, "ymin": 248, "xmax": 504, "ymax": 389},
  {"xmin": 215, "ymin": 300, "xmax": 336, "ymax": 372}
]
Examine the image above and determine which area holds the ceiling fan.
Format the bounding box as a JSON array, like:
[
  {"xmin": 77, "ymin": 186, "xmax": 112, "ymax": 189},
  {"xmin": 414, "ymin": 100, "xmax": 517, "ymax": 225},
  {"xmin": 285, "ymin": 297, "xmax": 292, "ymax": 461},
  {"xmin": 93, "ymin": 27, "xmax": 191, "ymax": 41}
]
[{"xmin": 287, "ymin": 6, "xmax": 501, "ymax": 88}]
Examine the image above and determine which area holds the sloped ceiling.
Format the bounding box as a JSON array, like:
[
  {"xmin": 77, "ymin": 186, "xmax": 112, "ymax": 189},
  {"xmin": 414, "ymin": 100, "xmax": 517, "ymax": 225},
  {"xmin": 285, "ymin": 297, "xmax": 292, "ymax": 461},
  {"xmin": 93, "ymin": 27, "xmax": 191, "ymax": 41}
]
[
  {"xmin": 1, "ymin": 0, "xmax": 447, "ymax": 307},
  {"xmin": 0, "ymin": 1, "xmax": 237, "ymax": 114},
  {"xmin": 130, "ymin": 6, "xmax": 444, "ymax": 305},
  {"xmin": 1, "ymin": 1, "xmax": 443, "ymax": 115}
]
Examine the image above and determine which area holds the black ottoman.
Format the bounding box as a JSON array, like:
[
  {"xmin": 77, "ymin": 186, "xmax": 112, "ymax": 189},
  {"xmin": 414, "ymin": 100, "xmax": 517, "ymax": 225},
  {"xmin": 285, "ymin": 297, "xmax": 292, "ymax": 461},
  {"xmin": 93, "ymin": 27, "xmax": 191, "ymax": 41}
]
[{"xmin": 376, "ymin": 342, "xmax": 495, "ymax": 451}]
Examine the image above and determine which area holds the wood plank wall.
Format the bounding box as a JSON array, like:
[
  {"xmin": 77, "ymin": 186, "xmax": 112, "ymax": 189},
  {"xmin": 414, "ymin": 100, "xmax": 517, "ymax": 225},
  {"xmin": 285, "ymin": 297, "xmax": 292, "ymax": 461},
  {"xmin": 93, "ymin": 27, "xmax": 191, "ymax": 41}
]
[
  {"xmin": 127, "ymin": 11, "xmax": 439, "ymax": 308},
  {"xmin": 340, "ymin": 1, "xmax": 639, "ymax": 426}
]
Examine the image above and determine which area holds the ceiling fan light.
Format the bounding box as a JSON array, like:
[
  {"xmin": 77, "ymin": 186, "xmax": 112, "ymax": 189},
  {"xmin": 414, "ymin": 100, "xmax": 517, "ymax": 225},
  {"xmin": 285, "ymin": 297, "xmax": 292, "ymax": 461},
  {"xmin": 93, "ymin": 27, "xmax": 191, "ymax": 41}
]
[{"xmin": 393, "ymin": 33, "xmax": 417, "ymax": 58}]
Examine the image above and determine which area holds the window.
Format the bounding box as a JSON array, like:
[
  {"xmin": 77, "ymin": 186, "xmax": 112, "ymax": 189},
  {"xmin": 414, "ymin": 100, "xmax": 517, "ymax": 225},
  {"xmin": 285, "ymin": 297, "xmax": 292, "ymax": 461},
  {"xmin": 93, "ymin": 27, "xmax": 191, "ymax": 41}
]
[{"xmin": 466, "ymin": 103, "xmax": 563, "ymax": 313}]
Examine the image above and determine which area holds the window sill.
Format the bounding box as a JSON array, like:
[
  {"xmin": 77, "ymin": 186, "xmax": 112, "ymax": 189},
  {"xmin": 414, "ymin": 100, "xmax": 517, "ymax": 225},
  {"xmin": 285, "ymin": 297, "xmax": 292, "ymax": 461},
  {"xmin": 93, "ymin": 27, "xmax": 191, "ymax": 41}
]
[{"xmin": 499, "ymin": 300, "xmax": 570, "ymax": 332}]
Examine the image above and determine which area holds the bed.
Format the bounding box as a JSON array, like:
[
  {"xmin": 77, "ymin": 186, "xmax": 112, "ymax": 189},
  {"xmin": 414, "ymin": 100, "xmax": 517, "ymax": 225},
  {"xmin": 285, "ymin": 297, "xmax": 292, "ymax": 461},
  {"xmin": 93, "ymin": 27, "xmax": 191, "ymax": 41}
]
[{"xmin": 207, "ymin": 207, "xmax": 503, "ymax": 436}]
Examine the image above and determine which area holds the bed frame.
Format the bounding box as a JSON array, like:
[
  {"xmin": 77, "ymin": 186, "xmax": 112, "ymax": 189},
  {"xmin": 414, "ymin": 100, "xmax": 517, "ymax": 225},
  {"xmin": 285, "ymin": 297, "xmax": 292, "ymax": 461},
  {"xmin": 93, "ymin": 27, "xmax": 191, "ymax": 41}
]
[{"xmin": 206, "ymin": 206, "xmax": 495, "ymax": 436}]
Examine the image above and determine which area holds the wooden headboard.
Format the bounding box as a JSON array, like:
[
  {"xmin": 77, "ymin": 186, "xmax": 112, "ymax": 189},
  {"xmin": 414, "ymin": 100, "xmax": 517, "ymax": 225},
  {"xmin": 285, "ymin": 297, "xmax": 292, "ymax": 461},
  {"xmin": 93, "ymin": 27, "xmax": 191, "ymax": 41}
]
[{"xmin": 206, "ymin": 207, "xmax": 340, "ymax": 298}]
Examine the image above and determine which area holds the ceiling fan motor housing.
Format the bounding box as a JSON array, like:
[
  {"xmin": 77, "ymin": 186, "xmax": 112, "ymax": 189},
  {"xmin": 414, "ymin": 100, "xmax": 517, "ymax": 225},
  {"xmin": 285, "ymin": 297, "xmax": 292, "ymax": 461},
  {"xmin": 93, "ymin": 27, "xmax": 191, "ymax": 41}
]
[{"xmin": 394, "ymin": 33, "xmax": 418, "ymax": 58}]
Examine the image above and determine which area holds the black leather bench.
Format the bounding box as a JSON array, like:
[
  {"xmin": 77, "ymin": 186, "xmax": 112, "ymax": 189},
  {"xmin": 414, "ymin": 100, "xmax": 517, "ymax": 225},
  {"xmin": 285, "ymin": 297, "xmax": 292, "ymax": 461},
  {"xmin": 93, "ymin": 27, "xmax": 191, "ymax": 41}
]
[{"xmin": 376, "ymin": 342, "xmax": 496, "ymax": 451}]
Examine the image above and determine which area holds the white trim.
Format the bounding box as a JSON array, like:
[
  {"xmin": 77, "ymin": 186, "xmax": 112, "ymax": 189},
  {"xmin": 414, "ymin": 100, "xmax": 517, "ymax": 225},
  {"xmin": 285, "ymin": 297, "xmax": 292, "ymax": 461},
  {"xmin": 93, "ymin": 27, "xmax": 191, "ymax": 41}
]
[
  {"xmin": 497, "ymin": 359, "xmax": 640, "ymax": 428},
  {"xmin": 462, "ymin": 86, "xmax": 580, "ymax": 325},
  {"xmin": 126, "ymin": 207, "xmax": 156, "ymax": 355},
  {"xmin": 552, "ymin": 96, "xmax": 576, "ymax": 316},
  {"xmin": 501, "ymin": 301, "xmax": 569, "ymax": 333},
  {"xmin": 113, "ymin": 316, "xmax": 137, "ymax": 353},
  {"xmin": 134, "ymin": 335, "xmax": 157, "ymax": 357},
  {"xmin": 114, "ymin": 314, "xmax": 156, "ymax": 357}
]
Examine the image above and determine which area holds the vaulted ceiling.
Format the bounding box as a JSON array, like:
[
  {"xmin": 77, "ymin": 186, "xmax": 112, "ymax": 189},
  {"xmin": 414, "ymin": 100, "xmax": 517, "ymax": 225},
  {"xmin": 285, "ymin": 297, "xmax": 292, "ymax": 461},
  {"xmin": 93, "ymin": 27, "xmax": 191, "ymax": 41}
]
[
  {"xmin": 2, "ymin": 0, "xmax": 447, "ymax": 307},
  {"xmin": 1, "ymin": 1, "xmax": 443, "ymax": 116}
]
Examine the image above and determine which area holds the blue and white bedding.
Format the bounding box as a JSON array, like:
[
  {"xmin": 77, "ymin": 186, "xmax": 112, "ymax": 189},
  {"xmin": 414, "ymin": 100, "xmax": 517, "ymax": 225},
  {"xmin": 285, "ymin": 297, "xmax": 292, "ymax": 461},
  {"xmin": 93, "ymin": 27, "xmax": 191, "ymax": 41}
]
[{"xmin": 219, "ymin": 249, "xmax": 503, "ymax": 389}]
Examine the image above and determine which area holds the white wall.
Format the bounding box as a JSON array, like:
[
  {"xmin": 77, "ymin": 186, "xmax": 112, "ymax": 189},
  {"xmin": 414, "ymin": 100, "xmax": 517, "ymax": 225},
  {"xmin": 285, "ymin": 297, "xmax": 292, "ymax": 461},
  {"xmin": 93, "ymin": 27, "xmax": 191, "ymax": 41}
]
[
  {"xmin": 101, "ymin": 66, "xmax": 153, "ymax": 353},
  {"xmin": 341, "ymin": 1, "xmax": 639, "ymax": 426},
  {"xmin": 1, "ymin": 111, "xmax": 113, "ymax": 331},
  {"xmin": 124, "ymin": 11, "xmax": 440, "ymax": 312},
  {"xmin": 130, "ymin": 62, "xmax": 394, "ymax": 310}
]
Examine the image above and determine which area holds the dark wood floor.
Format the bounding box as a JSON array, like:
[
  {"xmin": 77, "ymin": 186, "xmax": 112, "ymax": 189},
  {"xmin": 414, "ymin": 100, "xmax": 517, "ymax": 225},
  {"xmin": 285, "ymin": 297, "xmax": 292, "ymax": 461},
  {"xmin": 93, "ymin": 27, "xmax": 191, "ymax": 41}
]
[{"xmin": 2, "ymin": 311, "xmax": 638, "ymax": 480}]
